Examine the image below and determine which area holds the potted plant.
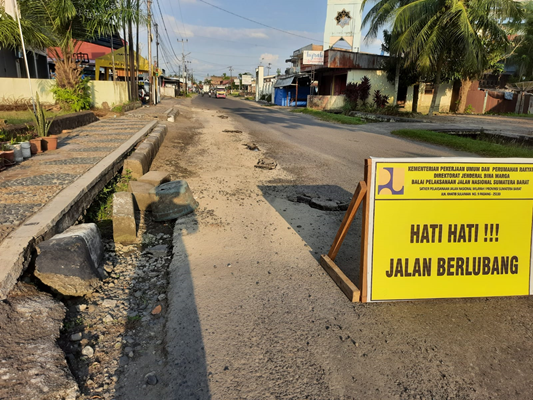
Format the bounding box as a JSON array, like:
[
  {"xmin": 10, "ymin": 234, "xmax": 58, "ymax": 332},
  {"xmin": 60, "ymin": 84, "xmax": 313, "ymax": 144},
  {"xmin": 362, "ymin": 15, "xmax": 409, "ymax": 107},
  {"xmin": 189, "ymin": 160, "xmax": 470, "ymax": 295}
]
[
  {"xmin": 18, "ymin": 134, "xmax": 32, "ymax": 159},
  {"xmin": 1, "ymin": 143, "xmax": 15, "ymax": 165},
  {"xmin": 29, "ymin": 93, "xmax": 54, "ymax": 152},
  {"xmin": 10, "ymin": 137, "xmax": 23, "ymax": 163}
]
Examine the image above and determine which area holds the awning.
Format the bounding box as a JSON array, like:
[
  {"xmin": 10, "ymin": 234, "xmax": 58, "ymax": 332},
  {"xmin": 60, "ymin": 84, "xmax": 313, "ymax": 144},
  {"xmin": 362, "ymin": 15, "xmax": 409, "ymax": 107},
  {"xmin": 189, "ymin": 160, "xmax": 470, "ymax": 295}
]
[
  {"xmin": 274, "ymin": 76, "xmax": 295, "ymax": 88},
  {"xmin": 95, "ymin": 47, "xmax": 152, "ymax": 80}
]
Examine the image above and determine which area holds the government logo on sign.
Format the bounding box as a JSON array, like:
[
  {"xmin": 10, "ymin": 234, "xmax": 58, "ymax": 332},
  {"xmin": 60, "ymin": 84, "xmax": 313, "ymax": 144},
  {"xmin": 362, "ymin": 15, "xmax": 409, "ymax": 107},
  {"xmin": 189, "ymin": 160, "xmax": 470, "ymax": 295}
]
[{"xmin": 378, "ymin": 167, "xmax": 405, "ymax": 195}]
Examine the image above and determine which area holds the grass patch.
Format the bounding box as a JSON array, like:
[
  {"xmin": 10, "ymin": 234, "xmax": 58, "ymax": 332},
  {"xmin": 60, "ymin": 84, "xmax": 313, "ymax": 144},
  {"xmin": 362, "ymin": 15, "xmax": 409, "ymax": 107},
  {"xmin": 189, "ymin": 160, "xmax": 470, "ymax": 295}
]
[
  {"xmin": 0, "ymin": 109, "xmax": 69, "ymax": 125},
  {"xmin": 84, "ymin": 169, "xmax": 134, "ymax": 234},
  {"xmin": 485, "ymin": 112, "xmax": 533, "ymax": 118},
  {"xmin": 392, "ymin": 129, "xmax": 533, "ymax": 158},
  {"xmin": 291, "ymin": 108, "xmax": 366, "ymax": 125}
]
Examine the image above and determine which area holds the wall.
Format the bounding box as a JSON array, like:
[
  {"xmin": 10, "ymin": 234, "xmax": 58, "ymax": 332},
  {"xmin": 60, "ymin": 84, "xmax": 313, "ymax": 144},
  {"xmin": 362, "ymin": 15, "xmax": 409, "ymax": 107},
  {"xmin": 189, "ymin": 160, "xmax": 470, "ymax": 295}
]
[
  {"xmin": 0, "ymin": 78, "xmax": 129, "ymax": 107},
  {"xmin": 307, "ymin": 95, "xmax": 346, "ymax": 110},
  {"xmin": 347, "ymin": 69, "xmax": 396, "ymax": 104},
  {"xmin": 404, "ymin": 82, "xmax": 454, "ymax": 113},
  {"xmin": 161, "ymin": 86, "xmax": 176, "ymax": 97},
  {"xmin": 88, "ymin": 81, "xmax": 128, "ymax": 107}
]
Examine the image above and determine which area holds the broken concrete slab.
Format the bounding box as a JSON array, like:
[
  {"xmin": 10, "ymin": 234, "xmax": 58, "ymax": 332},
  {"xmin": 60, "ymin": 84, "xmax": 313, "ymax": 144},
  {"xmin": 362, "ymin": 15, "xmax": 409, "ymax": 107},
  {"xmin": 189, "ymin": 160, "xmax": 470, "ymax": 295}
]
[
  {"xmin": 53, "ymin": 223, "xmax": 104, "ymax": 272},
  {"xmin": 35, "ymin": 232, "xmax": 103, "ymax": 296},
  {"xmin": 255, "ymin": 158, "xmax": 277, "ymax": 170},
  {"xmin": 138, "ymin": 171, "xmax": 171, "ymax": 187},
  {"xmin": 124, "ymin": 152, "xmax": 149, "ymax": 179},
  {"xmin": 0, "ymin": 283, "xmax": 79, "ymax": 400},
  {"xmin": 151, "ymin": 180, "xmax": 199, "ymax": 221},
  {"xmin": 113, "ymin": 192, "xmax": 137, "ymax": 244},
  {"xmin": 128, "ymin": 181, "xmax": 157, "ymax": 211}
]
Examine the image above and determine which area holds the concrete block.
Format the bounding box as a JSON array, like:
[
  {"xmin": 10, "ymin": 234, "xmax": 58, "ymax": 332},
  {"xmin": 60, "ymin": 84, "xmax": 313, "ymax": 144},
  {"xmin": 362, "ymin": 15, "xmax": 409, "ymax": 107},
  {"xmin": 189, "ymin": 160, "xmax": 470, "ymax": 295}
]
[
  {"xmin": 139, "ymin": 171, "xmax": 171, "ymax": 187},
  {"xmin": 128, "ymin": 181, "xmax": 157, "ymax": 211},
  {"xmin": 53, "ymin": 223, "xmax": 104, "ymax": 270},
  {"xmin": 152, "ymin": 124, "xmax": 167, "ymax": 140},
  {"xmin": 124, "ymin": 152, "xmax": 149, "ymax": 179},
  {"xmin": 136, "ymin": 142, "xmax": 155, "ymax": 163},
  {"xmin": 167, "ymin": 108, "xmax": 178, "ymax": 122},
  {"xmin": 144, "ymin": 136, "xmax": 160, "ymax": 153},
  {"xmin": 35, "ymin": 230, "xmax": 103, "ymax": 296},
  {"xmin": 151, "ymin": 180, "xmax": 199, "ymax": 221},
  {"xmin": 113, "ymin": 192, "xmax": 137, "ymax": 244}
]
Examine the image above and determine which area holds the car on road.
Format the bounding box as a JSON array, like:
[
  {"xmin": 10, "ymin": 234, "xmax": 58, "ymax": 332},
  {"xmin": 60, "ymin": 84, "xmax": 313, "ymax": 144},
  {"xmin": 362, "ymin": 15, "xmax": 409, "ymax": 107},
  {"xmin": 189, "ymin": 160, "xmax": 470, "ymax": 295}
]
[{"xmin": 215, "ymin": 87, "xmax": 226, "ymax": 99}]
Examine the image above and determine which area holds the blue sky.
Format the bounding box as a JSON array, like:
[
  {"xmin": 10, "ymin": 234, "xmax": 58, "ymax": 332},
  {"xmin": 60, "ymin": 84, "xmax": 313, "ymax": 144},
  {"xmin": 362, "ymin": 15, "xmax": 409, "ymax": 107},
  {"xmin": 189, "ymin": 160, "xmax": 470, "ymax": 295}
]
[{"xmin": 143, "ymin": 0, "xmax": 385, "ymax": 79}]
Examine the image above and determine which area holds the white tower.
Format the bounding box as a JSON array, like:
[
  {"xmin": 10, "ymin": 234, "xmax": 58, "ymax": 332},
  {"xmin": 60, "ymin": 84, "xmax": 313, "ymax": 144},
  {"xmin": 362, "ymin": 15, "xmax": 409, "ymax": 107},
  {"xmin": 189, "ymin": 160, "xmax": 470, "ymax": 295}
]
[{"xmin": 323, "ymin": 0, "xmax": 363, "ymax": 52}]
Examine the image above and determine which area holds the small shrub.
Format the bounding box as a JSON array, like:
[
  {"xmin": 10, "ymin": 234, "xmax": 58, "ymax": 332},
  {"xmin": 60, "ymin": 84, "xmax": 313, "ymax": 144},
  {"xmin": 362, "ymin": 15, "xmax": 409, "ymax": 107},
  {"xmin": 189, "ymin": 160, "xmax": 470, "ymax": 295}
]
[
  {"xmin": 359, "ymin": 76, "xmax": 371, "ymax": 104},
  {"xmin": 344, "ymin": 82, "xmax": 361, "ymax": 109},
  {"xmin": 464, "ymin": 104, "xmax": 475, "ymax": 114},
  {"xmin": 359, "ymin": 103, "xmax": 378, "ymax": 113},
  {"xmin": 28, "ymin": 92, "xmax": 53, "ymax": 137},
  {"xmin": 51, "ymin": 78, "xmax": 91, "ymax": 112},
  {"xmin": 265, "ymin": 94, "xmax": 272, "ymax": 102},
  {"xmin": 373, "ymin": 90, "xmax": 390, "ymax": 108},
  {"xmin": 341, "ymin": 101, "xmax": 354, "ymax": 115}
]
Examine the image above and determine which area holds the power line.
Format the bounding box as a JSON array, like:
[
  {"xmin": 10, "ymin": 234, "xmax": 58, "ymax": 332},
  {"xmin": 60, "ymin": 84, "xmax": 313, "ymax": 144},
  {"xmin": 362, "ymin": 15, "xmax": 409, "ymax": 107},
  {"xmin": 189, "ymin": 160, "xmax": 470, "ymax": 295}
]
[
  {"xmin": 190, "ymin": 51, "xmax": 259, "ymax": 59},
  {"xmin": 150, "ymin": 15, "xmax": 177, "ymax": 74},
  {"xmin": 197, "ymin": 0, "xmax": 324, "ymax": 44},
  {"xmin": 154, "ymin": 0, "xmax": 182, "ymax": 70},
  {"xmin": 190, "ymin": 34, "xmax": 286, "ymax": 50}
]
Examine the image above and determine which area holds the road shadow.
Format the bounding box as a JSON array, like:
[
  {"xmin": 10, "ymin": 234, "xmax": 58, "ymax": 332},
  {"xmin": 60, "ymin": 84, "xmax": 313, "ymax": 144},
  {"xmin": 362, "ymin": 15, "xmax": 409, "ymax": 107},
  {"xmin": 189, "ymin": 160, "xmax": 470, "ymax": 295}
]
[
  {"xmin": 258, "ymin": 184, "xmax": 362, "ymax": 285},
  {"xmin": 164, "ymin": 212, "xmax": 212, "ymax": 399}
]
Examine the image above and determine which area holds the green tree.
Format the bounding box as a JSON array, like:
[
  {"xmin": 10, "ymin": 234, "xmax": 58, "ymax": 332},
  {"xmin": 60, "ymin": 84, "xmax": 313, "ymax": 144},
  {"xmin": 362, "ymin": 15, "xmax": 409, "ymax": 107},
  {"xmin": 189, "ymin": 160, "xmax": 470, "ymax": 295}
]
[
  {"xmin": 510, "ymin": 2, "xmax": 533, "ymax": 81},
  {"xmin": 363, "ymin": 0, "xmax": 523, "ymax": 115},
  {"xmin": 0, "ymin": 4, "xmax": 54, "ymax": 50}
]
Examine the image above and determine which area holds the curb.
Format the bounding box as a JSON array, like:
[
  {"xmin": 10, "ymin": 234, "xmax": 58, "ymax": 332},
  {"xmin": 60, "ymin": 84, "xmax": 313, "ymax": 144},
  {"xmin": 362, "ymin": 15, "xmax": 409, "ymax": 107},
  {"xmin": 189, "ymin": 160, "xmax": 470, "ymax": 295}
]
[{"xmin": 0, "ymin": 120, "xmax": 158, "ymax": 299}]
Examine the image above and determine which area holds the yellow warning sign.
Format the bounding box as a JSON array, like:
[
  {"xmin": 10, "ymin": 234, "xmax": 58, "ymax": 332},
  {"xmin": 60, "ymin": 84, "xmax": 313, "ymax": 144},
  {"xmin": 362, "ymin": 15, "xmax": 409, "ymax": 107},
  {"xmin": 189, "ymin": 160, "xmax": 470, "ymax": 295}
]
[{"xmin": 367, "ymin": 159, "xmax": 533, "ymax": 302}]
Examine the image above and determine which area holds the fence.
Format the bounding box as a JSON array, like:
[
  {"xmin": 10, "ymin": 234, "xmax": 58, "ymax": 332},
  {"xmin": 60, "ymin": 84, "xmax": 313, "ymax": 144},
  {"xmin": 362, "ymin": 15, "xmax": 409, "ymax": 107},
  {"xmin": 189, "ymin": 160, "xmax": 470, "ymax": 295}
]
[{"xmin": 0, "ymin": 78, "xmax": 129, "ymax": 108}]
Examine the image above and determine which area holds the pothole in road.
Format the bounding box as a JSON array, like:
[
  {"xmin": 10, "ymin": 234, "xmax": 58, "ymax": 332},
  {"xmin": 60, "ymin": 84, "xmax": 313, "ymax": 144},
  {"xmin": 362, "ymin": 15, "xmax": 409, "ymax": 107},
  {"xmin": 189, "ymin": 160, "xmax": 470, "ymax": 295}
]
[
  {"xmin": 255, "ymin": 158, "xmax": 277, "ymax": 170},
  {"xmin": 288, "ymin": 194, "xmax": 349, "ymax": 212}
]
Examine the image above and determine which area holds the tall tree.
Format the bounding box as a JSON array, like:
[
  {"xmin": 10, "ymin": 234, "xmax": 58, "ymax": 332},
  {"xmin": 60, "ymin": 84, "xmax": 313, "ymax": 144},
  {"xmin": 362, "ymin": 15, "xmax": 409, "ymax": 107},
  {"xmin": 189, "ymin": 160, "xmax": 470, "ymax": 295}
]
[{"xmin": 363, "ymin": 0, "xmax": 523, "ymax": 115}]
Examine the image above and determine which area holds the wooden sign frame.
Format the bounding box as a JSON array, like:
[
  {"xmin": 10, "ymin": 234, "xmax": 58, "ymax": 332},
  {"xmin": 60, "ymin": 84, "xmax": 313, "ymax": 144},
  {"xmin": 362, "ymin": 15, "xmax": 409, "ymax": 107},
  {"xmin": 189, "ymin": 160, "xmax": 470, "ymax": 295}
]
[{"xmin": 319, "ymin": 159, "xmax": 372, "ymax": 302}]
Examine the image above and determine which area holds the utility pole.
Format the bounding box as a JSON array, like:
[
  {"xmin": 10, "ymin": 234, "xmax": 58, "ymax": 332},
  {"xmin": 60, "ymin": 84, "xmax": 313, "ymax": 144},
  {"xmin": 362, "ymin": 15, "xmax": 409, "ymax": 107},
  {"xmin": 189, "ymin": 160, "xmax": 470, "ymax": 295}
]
[
  {"xmin": 12, "ymin": 0, "xmax": 35, "ymax": 112},
  {"xmin": 155, "ymin": 23, "xmax": 159, "ymax": 104},
  {"xmin": 267, "ymin": 62, "xmax": 271, "ymax": 76},
  {"xmin": 228, "ymin": 66, "xmax": 233, "ymax": 93},
  {"xmin": 147, "ymin": 0, "xmax": 153, "ymax": 105},
  {"xmin": 177, "ymin": 39, "xmax": 189, "ymax": 95}
]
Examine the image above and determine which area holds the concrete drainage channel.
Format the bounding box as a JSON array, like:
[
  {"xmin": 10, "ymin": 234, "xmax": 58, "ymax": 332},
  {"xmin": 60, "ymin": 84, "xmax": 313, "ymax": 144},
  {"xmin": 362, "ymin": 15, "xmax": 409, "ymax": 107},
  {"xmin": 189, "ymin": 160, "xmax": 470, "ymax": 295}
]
[
  {"xmin": 0, "ymin": 120, "xmax": 198, "ymax": 399},
  {"xmin": 127, "ymin": 107, "xmax": 179, "ymax": 123}
]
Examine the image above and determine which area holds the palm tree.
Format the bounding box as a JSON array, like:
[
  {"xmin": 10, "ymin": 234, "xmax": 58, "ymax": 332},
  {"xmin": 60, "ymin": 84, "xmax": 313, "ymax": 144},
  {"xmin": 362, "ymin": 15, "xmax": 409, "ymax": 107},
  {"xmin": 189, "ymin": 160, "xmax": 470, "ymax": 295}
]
[
  {"xmin": 363, "ymin": 0, "xmax": 523, "ymax": 115},
  {"xmin": 0, "ymin": 4, "xmax": 54, "ymax": 51}
]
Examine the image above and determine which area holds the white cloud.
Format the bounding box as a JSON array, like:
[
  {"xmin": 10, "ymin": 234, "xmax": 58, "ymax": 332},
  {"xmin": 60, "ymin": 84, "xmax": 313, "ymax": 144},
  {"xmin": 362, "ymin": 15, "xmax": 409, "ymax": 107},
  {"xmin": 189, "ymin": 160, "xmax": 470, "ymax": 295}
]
[{"xmin": 259, "ymin": 53, "xmax": 279, "ymax": 64}]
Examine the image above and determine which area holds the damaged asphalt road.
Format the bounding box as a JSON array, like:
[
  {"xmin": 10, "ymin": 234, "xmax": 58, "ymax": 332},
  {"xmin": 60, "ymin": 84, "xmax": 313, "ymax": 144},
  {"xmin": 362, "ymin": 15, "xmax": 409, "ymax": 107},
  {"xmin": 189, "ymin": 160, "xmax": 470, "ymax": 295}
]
[{"xmin": 157, "ymin": 96, "xmax": 533, "ymax": 399}]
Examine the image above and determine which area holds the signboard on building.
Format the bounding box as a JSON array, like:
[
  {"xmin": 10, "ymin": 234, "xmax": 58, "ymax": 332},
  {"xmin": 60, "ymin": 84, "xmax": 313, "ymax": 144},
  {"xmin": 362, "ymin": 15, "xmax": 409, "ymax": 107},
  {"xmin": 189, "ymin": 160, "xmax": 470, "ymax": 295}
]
[
  {"xmin": 367, "ymin": 158, "xmax": 533, "ymax": 302},
  {"xmin": 241, "ymin": 74, "xmax": 252, "ymax": 85},
  {"xmin": 303, "ymin": 51, "xmax": 324, "ymax": 66}
]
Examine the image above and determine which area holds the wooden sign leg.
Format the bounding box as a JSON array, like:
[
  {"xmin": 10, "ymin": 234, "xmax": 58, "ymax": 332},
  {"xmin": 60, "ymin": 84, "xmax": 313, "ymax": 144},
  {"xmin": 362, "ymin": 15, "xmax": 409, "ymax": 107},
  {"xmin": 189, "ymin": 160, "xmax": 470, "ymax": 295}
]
[
  {"xmin": 359, "ymin": 159, "xmax": 372, "ymax": 303},
  {"xmin": 319, "ymin": 181, "xmax": 367, "ymax": 302}
]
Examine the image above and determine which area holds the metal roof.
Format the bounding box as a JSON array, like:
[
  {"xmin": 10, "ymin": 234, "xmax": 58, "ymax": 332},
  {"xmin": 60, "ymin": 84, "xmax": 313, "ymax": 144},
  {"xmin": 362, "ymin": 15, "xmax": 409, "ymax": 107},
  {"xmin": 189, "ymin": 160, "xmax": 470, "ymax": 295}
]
[{"xmin": 274, "ymin": 76, "xmax": 295, "ymax": 88}]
